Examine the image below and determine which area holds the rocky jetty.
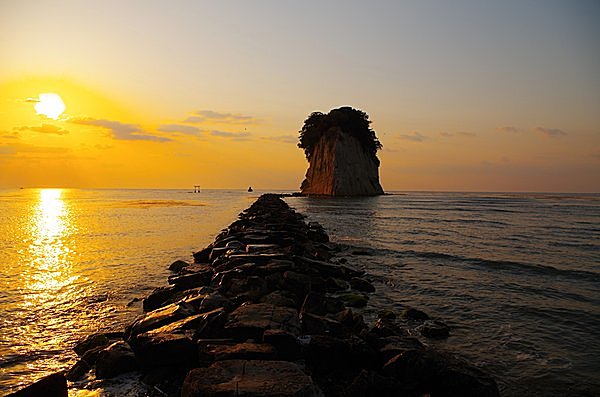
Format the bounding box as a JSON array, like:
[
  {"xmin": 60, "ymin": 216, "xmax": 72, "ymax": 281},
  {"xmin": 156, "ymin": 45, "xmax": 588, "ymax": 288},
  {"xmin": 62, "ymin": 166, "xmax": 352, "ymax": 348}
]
[{"xmin": 12, "ymin": 194, "xmax": 498, "ymax": 397}]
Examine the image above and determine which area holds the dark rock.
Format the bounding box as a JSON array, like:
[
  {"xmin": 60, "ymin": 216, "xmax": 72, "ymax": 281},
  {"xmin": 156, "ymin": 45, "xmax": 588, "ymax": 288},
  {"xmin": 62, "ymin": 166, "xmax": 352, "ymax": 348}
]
[
  {"xmin": 134, "ymin": 332, "xmax": 198, "ymax": 368},
  {"xmin": 65, "ymin": 359, "xmax": 91, "ymax": 381},
  {"xmin": 381, "ymin": 349, "xmax": 434, "ymax": 392},
  {"xmin": 167, "ymin": 270, "xmax": 212, "ymax": 290},
  {"xmin": 338, "ymin": 293, "xmax": 368, "ymax": 307},
  {"xmin": 294, "ymin": 256, "xmax": 343, "ymax": 278},
  {"xmin": 370, "ymin": 318, "xmax": 405, "ymax": 338},
  {"xmin": 418, "ymin": 320, "xmax": 450, "ymax": 339},
  {"xmin": 401, "ymin": 307, "xmax": 430, "ymax": 321},
  {"xmin": 73, "ymin": 333, "xmax": 111, "ymax": 356},
  {"xmin": 246, "ymin": 243, "xmax": 280, "ymax": 253},
  {"xmin": 301, "ymin": 311, "xmax": 347, "ymax": 336},
  {"xmin": 378, "ymin": 309, "xmax": 396, "ymax": 320},
  {"xmin": 168, "ymin": 259, "xmax": 190, "ymax": 272},
  {"xmin": 349, "ymin": 277, "xmax": 376, "ymax": 293},
  {"xmin": 95, "ymin": 341, "xmax": 138, "ymax": 379},
  {"xmin": 202, "ymin": 342, "xmax": 276, "ymax": 361},
  {"xmin": 6, "ymin": 372, "xmax": 67, "ymax": 397},
  {"xmin": 432, "ymin": 357, "xmax": 500, "ymax": 397},
  {"xmin": 379, "ymin": 336, "xmax": 424, "ymax": 362},
  {"xmin": 143, "ymin": 285, "xmax": 181, "ymax": 312},
  {"xmin": 260, "ymin": 290, "xmax": 298, "ymax": 308},
  {"xmin": 192, "ymin": 245, "xmax": 212, "ymax": 263},
  {"xmin": 225, "ymin": 303, "xmax": 301, "ymax": 340},
  {"xmin": 126, "ymin": 301, "xmax": 197, "ymax": 340},
  {"xmin": 301, "ymin": 292, "xmax": 345, "ymax": 316},
  {"xmin": 263, "ymin": 329, "xmax": 303, "ymax": 360},
  {"xmin": 182, "ymin": 360, "xmax": 322, "ymax": 397},
  {"xmin": 325, "ymin": 277, "xmax": 349, "ymax": 291},
  {"xmin": 305, "ymin": 335, "xmax": 352, "ymax": 375}
]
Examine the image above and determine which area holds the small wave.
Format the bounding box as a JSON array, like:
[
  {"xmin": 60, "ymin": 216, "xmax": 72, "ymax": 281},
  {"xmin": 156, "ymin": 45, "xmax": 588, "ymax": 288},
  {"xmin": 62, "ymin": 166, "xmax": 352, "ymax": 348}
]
[
  {"xmin": 117, "ymin": 200, "xmax": 207, "ymax": 208},
  {"xmin": 398, "ymin": 250, "xmax": 600, "ymax": 282}
]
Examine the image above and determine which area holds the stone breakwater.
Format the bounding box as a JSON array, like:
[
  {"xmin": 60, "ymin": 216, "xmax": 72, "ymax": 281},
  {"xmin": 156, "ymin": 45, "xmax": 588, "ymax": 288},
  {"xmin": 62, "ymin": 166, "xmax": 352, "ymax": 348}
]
[{"xmin": 10, "ymin": 194, "xmax": 499, "ymax": 397}]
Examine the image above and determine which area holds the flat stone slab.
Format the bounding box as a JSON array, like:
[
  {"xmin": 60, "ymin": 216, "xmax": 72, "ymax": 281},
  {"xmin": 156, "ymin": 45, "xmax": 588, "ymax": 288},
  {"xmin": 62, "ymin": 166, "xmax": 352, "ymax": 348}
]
[
  {"xmin": 181, "ymin": 360, "xmax": 323, "ymax": 397},
  {"xmin": 225, "ymin": 303, "xmax": 301, "ymax": 339}
]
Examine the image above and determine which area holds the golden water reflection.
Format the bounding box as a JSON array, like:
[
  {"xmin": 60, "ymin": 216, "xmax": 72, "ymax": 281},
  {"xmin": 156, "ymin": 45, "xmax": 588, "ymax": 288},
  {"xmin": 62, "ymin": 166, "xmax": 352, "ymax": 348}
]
[{"xmin": 23, "ymin": 189, "xmax": 78, "ymax": 308}]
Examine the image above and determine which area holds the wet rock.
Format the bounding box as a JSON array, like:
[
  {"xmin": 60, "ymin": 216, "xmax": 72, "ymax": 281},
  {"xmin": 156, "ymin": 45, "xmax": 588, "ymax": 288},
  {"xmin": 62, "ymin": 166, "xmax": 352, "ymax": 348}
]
[
  {"xmin": 401, "ymin": 307, "xmax": 430, "ymax": 321},
  {"xmin": 260, "ymin": 290, "xmax": 298, "ymax": 308},
  {"xmin": 192, "ymin": 245, "xmax": 212, "ymax": 263},
  {"xmin": 167, "ymin": 270, "xmax": 212, "ymax": 290},
  {"xmin": 370, "ymin": 318, "xmax": 405, "ymax": 338},
  {"xmin": 65, "ymin": 359, "xmax": 91, "ymax": 381},
  {"xmin": 432, "ymin": 357, "xmax": 500, "ymax": 397},
  {"xmin": 143, "ymin": 285, "xmax": 180, "ymax": 312},
  {"xmin": 73, "ymin": 333, "xmax": 111, "ymax": 356},
  {"xmin": 377, "ymin": 309, "xmax": 396, "ymax": 320},
  {"xmin": 6, "ymin": 372, "xmax": 67, "ymax": 397},
  {"xmin": 301, "ymin": 292, "xmax": 345, "ymax": 316},
  {"xmin": 379, "ymin": 336, "xmax": 425, "ymax": 362},
  {"xmin": 182, "ymin": 360, "xmax": 322, "ymax": 397},
  {"xmin": 126, "ymin": 301, "xmax": 197, "ymax": 340},
  {"xmin": 262, "ymin": 329, "xmax": 303, "ymax": 360},
  {"xmin": 95, "ymin": 341, "xmax": 138, "ymax": 379},
  {"xmin": 168, "ymin": 259, "xmax": 190, "ymax": 272},
  {"xmin": 338, "ymin": 292, "xmax": 368, "ymax": 307},
  {"xmin": 246, "ymin": 243, "xmax": 280, "ymax": 253},
  {"xmin": 382, "ymin": 349, "xmax": 434, "ymax": 391},
  {"xmin": 418, "ymin": 320, "xmax": 450, "ymax": 339},
  {"xmin": 225, "ymin": 303, "xmax": 301, "ymax": 340},
  {"xmin": 305, "ymin": 335, "xmax": 352, "ymax": 375},
  {"xmin": 301, "ymin": 311, "xmax": 346, "ymax": 336},
  {"xmin": 349, "ymin": 277, "xmax": 376, "ymax": 293},
  {"xmin": 325, "ymin": 277, "xmax": 349, "ymax": 292},
  {"xmin": 294, "ymin": 256, "xmax": 344, "ymax": 278},
  {"xmin": 134, "ymin": 332, "xmax": 198, "ymax": 368},
  {"xmin": 201, "ymin": 342, "xmax": 276, "ymax": 361}
]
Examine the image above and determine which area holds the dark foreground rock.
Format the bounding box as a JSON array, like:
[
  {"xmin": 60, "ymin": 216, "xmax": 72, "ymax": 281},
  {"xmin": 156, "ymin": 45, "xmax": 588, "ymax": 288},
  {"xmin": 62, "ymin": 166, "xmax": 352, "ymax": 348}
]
[
  {"xmin": 6, "ymin": 372, "xmax": 67, "ymax": 397},
  {"xmin": 15, "ymin": 194, "xmax": 497, "ymax": 397}
]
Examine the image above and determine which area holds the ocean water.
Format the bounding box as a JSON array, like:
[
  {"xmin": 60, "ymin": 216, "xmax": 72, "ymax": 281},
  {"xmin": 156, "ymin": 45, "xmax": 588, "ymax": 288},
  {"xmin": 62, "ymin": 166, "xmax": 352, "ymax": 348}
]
[
  {"xmin": 0, "ymin": 189, "xmax": 598, "ymax": 396},
  {"xmin": 286, "ymin": 192, "xmax": 600, "ymax": 396}
]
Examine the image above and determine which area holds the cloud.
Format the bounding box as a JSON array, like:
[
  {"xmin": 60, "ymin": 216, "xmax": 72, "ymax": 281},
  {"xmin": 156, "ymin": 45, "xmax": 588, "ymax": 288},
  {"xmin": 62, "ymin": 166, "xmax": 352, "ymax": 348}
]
[
  {"xmin": 261, "ymin": 135, "xmax": 297, "ymax": 144},
  {"xmin": 439, "ymin": 131, "xmax": 476, "ymax": 138},
  {"xmin": 534, "ymin": 126, "xmax": 567, "ymax": 137},
  {"xmin": 70, "ymin": 117, "xmax": 172, "ymax": 142},
  {"xmin": 23, "ymin": 97, "xmax": 40, "ymax": 103},
  {"xmin": 496, "ymin": 126, "xmax": 519, "ymax": 133},
  {"xmin": 184, "ymin": 110, "xmax": 257, "ymax": 125},
  {"xmin": 398, "ymin": 132, "xmax": 426, "ymax": 142},
  {"xmin": 1, "ymin": 130, "xmax": 19, "ymax": 139},
  {"xmin": 157, "ymin": 124, "xmax": 202, "ymax": 135},
  {"xmin": 0, "ymin": 143, "xmax": 69, "ymax": 156},
  {"xmin": 210, "ymin": 130, "xmax": 252, "ymax": 141},
  {"xmin": 15, "ymin": 123, "xmax": 69, "ymax": 135}
]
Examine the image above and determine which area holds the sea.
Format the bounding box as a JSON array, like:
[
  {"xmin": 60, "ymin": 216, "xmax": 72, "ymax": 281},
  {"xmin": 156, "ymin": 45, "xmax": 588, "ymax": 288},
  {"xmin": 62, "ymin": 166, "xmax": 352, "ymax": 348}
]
[{"xmin": 0, "ymin": 189, "xmax": 598, "ymax": 396}]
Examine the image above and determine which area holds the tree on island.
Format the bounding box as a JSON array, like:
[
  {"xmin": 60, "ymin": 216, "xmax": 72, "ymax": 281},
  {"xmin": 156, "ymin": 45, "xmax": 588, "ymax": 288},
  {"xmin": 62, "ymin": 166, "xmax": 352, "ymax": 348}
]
[{"xmin": 298, "ymin": 106, "xmax": 383, "ymax": 165}]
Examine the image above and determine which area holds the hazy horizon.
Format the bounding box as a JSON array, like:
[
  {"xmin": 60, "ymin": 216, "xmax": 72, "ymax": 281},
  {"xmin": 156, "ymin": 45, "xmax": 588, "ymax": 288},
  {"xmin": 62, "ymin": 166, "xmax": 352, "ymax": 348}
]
[{"xmin": 1, "ymin": 1, "xmax": 599, "ymax": 192}]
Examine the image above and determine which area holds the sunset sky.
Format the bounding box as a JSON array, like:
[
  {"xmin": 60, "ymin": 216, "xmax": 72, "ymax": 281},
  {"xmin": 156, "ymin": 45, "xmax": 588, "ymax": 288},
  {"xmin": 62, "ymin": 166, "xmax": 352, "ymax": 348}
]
[{"xmin": 1, "ymin": 0, "xmax": 599, "ymax": 192}]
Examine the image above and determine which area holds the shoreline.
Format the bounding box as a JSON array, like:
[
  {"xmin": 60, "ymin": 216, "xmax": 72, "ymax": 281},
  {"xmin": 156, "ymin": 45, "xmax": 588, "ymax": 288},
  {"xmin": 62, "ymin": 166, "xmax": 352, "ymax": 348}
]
[{"xmin": 10, "ymin": 194, "xmax": 499, "ymax": 397}]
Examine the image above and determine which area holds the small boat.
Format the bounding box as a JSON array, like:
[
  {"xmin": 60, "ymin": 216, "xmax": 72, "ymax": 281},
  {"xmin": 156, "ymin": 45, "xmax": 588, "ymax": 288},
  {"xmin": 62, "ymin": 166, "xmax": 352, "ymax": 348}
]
[{"xmin": 247, "ymin": 186, "xmax": 253, "ymax": 192}]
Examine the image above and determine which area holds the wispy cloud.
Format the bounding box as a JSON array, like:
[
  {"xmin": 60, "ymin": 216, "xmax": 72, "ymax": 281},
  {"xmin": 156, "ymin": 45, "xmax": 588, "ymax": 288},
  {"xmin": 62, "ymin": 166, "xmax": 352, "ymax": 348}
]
[
  {"xmin": 496, "ymin": 126, "xmax": 519, "ymax": 133},
  {"xmin": 0, "ymin": 143, "xmax": 69, "ymax": 156},
  {"xmin": 534, "ymin": 126, "xmax": 567, "ymax": 137},
  {"xmin": 70, "ymin": 117, "xmax": 172, "ymax": 142},
  {"xmin": 157, "ymin": 124, "xmax": 202, "ymax": 135},
  {"xmin": 439, "ymin": 131, "xmax": 476, "ymax": 138},
  {"xmin": 184, "ymin": 110, "xmax": 257, "ymax": 125},
  {"xmin": 210, "ymin": 130, "xmax": 252, "ymax": 141},
  {"xmin": 1, "ymin": 130, "xmax": 19, "ymax": 140},
  {"xmin": 15, "ymin": 123, "xmax": 69, "ymax": 135},
  {"xmin": 398, "ymin": 132, "xmax": 426, "ymax": 142},
  {"xmin": 261, "ymin": 135, "xmax": 297, "ymax": 144}
]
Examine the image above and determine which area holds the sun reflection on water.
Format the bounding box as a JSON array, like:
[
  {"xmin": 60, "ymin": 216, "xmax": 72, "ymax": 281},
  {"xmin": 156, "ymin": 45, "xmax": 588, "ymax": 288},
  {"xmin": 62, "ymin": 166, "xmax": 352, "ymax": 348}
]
[{"xmin": 23, "ymin": 189, "xmax": 78, "ymax": 307}]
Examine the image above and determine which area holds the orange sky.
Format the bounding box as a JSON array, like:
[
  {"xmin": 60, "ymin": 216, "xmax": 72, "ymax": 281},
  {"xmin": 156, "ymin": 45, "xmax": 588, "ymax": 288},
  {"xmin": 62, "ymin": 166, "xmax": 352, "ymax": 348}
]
[{"xmin": 1, "ymin": 1, "xmax": 599, "ymax": 192}]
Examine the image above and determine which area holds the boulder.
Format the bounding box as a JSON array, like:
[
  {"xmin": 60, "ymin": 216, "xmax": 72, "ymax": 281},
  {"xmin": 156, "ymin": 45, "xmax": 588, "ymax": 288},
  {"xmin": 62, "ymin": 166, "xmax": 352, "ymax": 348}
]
[
  {"xmin": 6, "ymin": 372, "xmax": 67, "ymax": 397},
  {"xmin": 126, "ymin": 301, "xmax": 197, "ymax": 340},
  {"xmin": 418, "ymin": 320, "xmax": 450, "ymax": 339},
  {"xmin": 95, "ymin": 341, "xmax": 138, "ymax": 379},
  {"xmin": 181, "ymin": 360, "xmax": 323, "ymax": 397},
  {"xmin": 168, "ymin": 259, "xmax": 190, "ymax": 272},
  {"xmin": 338, "ymin": 293, "xmax": 368, "ymax": 308},
  {"xmin": 201, "ymin": 342, "xmax": 276, "ymax": 361},
  {"xmin": 349, "ymin": 277, "xmax": 375, "ymax": 293},
  {"xmin": 134, "ymin": 332, "xmax": 197, "ymax": 368},
  {"xmin": 143, "ymin": 285, "xmax": 180, "ymax": 312},
  {"xmin": 225, "ymin": 303, "xmax": 301, "ymax": 340},
  {"xmin": 401, "ymin": 307, "xmax": 430, "ymax": 321}
]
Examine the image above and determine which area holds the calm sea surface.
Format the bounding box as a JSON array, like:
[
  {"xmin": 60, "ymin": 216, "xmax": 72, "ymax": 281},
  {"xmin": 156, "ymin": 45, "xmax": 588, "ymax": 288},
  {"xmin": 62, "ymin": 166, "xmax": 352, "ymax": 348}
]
[{"xmin": 0, "ymin": 189, "xmax": 598, "ymax": 396}]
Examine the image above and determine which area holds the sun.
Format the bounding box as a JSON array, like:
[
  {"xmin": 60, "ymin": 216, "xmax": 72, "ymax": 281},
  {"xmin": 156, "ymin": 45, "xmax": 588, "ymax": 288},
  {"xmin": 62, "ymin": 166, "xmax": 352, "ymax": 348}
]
[{"xmin": 34, "ymin": 93, "xmax": 66, "ymax": 119}]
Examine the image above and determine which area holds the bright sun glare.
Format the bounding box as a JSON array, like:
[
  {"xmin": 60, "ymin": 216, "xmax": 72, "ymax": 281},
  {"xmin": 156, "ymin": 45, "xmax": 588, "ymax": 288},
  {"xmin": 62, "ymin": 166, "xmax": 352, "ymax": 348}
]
[{"xmin": 34, "ymin": 93, "xmax": 66, "ymax": 119}]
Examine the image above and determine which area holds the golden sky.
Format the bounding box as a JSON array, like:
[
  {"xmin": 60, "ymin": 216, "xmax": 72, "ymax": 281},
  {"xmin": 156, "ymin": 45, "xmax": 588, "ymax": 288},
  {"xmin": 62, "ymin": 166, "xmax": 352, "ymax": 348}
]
[{"xmin": 1, "ymin": 1, "xmax": 599, "ymax": 192}]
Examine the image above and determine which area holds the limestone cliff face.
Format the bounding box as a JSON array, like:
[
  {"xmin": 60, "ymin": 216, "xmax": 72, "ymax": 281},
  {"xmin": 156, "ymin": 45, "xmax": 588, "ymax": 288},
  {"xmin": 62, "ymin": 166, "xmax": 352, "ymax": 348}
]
[{"xmin": 300, "ymin": 128, "xmax": 384, "ymax": 196}]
